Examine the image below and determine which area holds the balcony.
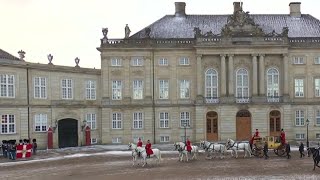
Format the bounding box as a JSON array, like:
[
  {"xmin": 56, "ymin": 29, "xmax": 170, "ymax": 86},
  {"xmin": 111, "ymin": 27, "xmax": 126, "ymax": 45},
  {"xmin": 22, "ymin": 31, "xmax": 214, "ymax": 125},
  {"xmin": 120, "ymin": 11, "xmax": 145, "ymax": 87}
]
[
  {"xmin": 267, "ymin": 96, "xmax": 282, "ymax": 103},
  {"xmin": 236, "ymin": 97, "xmax": 250, "ymax": 103},
  {"xmin": 205, "ymin": 97, "xmax": 220, "ymax": 104}
]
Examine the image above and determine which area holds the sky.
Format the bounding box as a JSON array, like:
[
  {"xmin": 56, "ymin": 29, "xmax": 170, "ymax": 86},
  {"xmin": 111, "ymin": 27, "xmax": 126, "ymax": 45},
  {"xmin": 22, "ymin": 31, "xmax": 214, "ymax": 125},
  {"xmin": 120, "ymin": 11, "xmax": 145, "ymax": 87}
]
[{"xmin": 0, "ymin": 0, "xmax": 319, "ymax": 69}]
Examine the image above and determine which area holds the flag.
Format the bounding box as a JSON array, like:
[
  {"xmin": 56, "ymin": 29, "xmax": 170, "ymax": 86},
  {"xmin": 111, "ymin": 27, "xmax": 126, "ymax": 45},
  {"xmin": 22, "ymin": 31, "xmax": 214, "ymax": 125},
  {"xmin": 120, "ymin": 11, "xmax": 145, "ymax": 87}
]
[{"xmin": 16, "ymin": 144, "xmax": 32, "ymax": 159}]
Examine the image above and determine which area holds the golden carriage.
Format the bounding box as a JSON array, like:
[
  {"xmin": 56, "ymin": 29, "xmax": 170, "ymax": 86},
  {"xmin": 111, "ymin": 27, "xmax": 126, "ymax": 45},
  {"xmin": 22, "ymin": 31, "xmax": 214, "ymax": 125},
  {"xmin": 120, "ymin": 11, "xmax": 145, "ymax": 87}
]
[{"xmin": 252, "ymin": 136, "xmax": 286, "ymax": 157}]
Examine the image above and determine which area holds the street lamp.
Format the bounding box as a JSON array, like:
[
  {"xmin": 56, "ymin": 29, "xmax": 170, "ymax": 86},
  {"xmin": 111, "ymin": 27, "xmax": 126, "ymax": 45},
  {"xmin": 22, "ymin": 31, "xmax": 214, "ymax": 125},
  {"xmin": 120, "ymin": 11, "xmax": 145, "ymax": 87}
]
[
  {"xmin": 183, "ymin": 122, "xmax": 188, "ymax": 143},
  {"xmin": 306, "ymin": 119, "xmax": 309, "ymax": 148}
]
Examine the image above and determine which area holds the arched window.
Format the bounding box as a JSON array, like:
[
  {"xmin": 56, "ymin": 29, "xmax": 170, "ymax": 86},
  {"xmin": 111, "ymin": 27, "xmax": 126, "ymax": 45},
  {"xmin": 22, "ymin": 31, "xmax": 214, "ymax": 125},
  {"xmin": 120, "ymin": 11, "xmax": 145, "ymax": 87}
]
[
  {"xmin": 267, "ymin": 68, "xmax": 279, "ymax": 97},
  {"xmin": 205, "ymin": 69, "xmax": 218, "ymax": 98},
  {"xmin": 236, "ymin": 68, "xmax": 249, "ymax": 98}
]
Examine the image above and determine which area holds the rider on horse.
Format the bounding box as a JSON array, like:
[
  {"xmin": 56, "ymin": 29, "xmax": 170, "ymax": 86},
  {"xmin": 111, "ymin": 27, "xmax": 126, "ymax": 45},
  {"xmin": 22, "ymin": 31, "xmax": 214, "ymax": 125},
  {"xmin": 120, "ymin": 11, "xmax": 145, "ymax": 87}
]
[
  {"xmin": 137, "ymin": 138, "xmax": 143, "ymax": 157},
  {"xmin": 145, "ymin": 140, "xmax": 153, "ymax": 158},
  {"xmin": 249, "ymin": 129, "xmax": 260, "ymax": 149},
  {"xmin": 280, "ymin": 129, "xmax": 286, "ymax": 147},
  {"xmin": 186, "ymin": 138, "xmax": 192, "ymax": 154}
]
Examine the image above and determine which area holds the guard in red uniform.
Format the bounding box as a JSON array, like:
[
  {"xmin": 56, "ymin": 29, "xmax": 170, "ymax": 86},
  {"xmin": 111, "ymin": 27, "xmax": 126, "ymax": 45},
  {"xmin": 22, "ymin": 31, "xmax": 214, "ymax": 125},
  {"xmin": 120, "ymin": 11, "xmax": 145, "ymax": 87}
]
[
  {"xmin": 254, "ymin": 129, "xmax": 260, "ymax": 137},
  {"xmin": 145, "ymin": 140, "xmax": 153, "ymax": 158},
  {"xmin": 280, "ymin": 129, "xmax": 286, "ymax": 145},
  {"xmin": 186, "ymin": 138, "xmax": 192, "ymax": 153},
  {"xmin": 137, "ymin": 138, "xmax": 143, "ymax": 147},
  {"xmin": 250, "ymin": 129, "xmax": 260, "ymax": 150}
]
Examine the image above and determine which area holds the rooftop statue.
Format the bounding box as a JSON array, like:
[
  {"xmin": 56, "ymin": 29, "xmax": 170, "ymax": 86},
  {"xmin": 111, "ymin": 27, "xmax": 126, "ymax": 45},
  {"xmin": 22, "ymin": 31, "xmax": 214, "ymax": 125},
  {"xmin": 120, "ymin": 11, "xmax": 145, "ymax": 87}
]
[{"xmin": 125, "ymin": 24, "xmax": 131, "ymax": 38}]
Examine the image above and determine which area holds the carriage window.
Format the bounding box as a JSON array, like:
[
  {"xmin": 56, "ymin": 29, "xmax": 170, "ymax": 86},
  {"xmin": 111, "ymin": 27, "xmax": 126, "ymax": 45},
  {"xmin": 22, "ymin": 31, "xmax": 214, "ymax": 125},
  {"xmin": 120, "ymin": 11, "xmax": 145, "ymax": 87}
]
[
  {"xmin": 275, "ymin": 136, "xmax": 280, "ymax": 143},
  {"xmin": 270, "ymin": 137, "xmax": 273, "ymax": 142}
]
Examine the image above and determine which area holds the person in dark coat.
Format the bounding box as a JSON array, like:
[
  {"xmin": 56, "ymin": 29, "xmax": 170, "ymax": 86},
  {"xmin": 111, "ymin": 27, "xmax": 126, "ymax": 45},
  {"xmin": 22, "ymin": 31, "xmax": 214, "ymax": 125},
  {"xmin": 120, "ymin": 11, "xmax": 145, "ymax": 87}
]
[
  {"xmin": 286, "ymin": 141, "xmax": 291, "ymax": 159},
  {"xmin": 32, "ymin": 139, "xmax": 37, "ymax": 155},
  {"xmin": 263, "ymin": 141, "xmax": 269, "ymax": 159},
  {"xmin": 299, "ymin": 142, "xmax": 305, "ymax": 158}
]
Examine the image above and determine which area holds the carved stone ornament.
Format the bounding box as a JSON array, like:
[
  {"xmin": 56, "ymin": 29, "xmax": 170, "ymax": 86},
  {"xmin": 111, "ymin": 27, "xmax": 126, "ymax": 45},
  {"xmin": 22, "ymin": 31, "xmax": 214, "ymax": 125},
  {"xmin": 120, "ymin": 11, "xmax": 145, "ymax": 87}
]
[
  {"xmin": 111, "ymin": 69, "xmax": 122, "ymax": 76},
  {"xmin": 131, "ymin": 68, "xmax": 144, "ymax": 76},
  {"xmin": 193, "ymin": 27, "xmax": 220, "ymax": 38},
  {"xmin": 47, "ymin": 54, "xmax": 53, "ymax": 65},
  {"xmin": 102, "ymin": 28, "xmax": 108, "ymax": 39},
  {"xmin": 145, "ymin": 27, "xmax": 151, "ymax": 38}
]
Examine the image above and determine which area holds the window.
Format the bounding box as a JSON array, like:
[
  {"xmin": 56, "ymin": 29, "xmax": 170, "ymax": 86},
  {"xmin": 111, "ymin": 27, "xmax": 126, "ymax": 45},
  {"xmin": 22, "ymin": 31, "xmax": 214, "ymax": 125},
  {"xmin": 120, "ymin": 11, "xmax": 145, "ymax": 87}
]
[
  {"xmin": 34, "ymin": 114, "xmax": 47, "ymax": 132},
  {"xmin": 112, "ymin": 81, "xmax": 122, "ymax": 100},
  {"xmin": 133, "ymin": 80, "xmax": 143, "ymax": 99},
  {"xmin": 1, "ymin": 114, "xmax": 15, "ymax": 134},
  {"xmin": 159, "ymin": 80, "xmax": 169, "ymax": 99},
  {"xmin": 133, "ymin": 136, "xmax": 144, "ymax": 143},
  {"xmin": 294, "ymin": 79, "xmax": 304, "ymax": 97},
  {"xmin": 86, "ymin": 113, "xmax": 97, "ymax": 129},
  {"xmin": 34, "ymin": 77, "xmax": 46, "ymax": 99},
  {"xmin": 112, "ymin": 113, "xmax": 122, "ymax": 129},
  {"xmin": 295, "ymin": 110, "xmax": 305, "ymax": 126},
  {"xmin": 86, "ymin": 80, "xmax": 96, "ymax": 100},
  {"xmin": 314, "ymin": 57, "xmax": 320, "ymax": 64},
  {"xmin": 132, "ymin": 58, "xmax": 143, "ymax": 66},
  {"xmin": 295, "ymin": 133, "xmax": 305, "ymax": 139},
  {"xmin": 205, "ymin": 69, "xmax": 218, "ymax": 98},
  {"xmin": 133, "ymin": 112, "xmax": 143, "ymax": 129},
  {"xmin": 267, "ymin": 68, "xmax": 279, "ymax": 97},
  {"xmin": 180, "ymin": 112, "xmax": 190, "ymax": 127},
  {"xmin": 315, "ymin": 78, "xmax": 320, "ymax": 97},
  {"xmin": 316, "ymin": 110, "xmax": 320, "ymax": 125},
  {"xmin": 181, "ymin": 136, "xmax": 190, "ymax": 142},
  {"xmin": 179, "ymin": 57, "xmax": 189, "ymax": 65},
  {"xmin": 292, "ymin": 57, "xmax": 305, "ymax": 64},
  {"xmin": 159, "ymin": 58, "xmax": 168, "ymax": 66},
  {"xmin": 0, "ymin": 74, "xmax": 14, "ymax": 98},
  {"xmin": 180, "ymin": 80, "xmax": 190, "ymax": 99},
  {"xmin": 236, "ymin": 68, "xmax": 249, "ymax": 98},
  {"xmin": 159, "ymin": 112, "xmax": 169, "ymax": 128},
  {"xmin": 62, "ymin": 79, "xmax": 73, "ymax": 99},
  {"xmin": 91, "ymin": 138, "xmax": 98, "ymax": 144},
  {"xmin": 111, "ymin": 58, "xmax": 121, "ymax": 66},
  {"xmin": 160, "ymin": 136, "xmax": 170, "ymax": 142},
  {"xmin": 112, "ymin": 137, "xmax": 122, "ymax": 143}
]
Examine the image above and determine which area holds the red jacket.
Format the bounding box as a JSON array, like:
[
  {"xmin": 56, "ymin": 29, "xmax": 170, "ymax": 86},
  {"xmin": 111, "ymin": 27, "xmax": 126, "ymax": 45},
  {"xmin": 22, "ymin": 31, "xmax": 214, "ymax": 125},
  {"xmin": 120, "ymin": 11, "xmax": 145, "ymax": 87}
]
[
  {"xmin": 137, "ymin": 141, "xmax": 143, "ymax": 147},
  {"xmin": 280, "ymin": 132, "xmax": 286, "ymax": 144},
  {"xmin": 254, "ymin": 131, "xmax": 259, "ymax": 137},
  {"xmin": 186, "ymin": 140, "xmax": 192, "ymax": 151},
  {"xmin": 145, "ymin": 143, "xmax": 153, "ymax": 155}
]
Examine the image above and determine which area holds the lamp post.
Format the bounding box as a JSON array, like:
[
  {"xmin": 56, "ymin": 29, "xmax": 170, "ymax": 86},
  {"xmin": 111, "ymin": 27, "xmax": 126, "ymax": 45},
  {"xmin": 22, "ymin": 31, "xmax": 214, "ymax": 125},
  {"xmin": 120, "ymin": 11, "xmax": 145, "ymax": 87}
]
[
  {"xmin": 306, "ymin": 119, "xmax": 309, "ymax": 148},
  {"xmin": 184, "ymin": 123, "xmax": 187, "ymax": 143}
]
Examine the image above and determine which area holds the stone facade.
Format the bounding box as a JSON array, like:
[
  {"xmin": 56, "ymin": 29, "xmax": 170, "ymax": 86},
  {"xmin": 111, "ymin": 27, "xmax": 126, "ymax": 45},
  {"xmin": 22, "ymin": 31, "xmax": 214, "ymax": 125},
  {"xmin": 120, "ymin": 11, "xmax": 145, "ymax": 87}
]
[{"xmin": 1, "ymin": 2, "xmax": 320, "ymax": 148}]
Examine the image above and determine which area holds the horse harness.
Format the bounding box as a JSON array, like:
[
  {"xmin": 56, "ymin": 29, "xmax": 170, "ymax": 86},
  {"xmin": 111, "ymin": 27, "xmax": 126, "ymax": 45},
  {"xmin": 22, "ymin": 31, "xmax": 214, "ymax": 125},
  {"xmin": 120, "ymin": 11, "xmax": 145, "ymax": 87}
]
[{"xmin": 228, "ymin": 141, "xmax": 239, "ymax": 150}]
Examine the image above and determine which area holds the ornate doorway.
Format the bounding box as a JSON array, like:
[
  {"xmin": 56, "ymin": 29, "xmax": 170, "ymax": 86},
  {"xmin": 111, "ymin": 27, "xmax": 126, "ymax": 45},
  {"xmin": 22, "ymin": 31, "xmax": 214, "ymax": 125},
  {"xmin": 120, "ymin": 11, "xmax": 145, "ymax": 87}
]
[
  {"xmin": 269, "ymin": 110, "xmax": 281, "ymax": 136},
  {"xmin": 58, "ymin": 118, "xmax": 78, "ymax": 148},
  {"xmin": 206, "ymin": 111, "xmax": 218, "ymax": 141},
  {"xmin": 236, "ymin": 110, "xmax": 251, "ymax": 141}
]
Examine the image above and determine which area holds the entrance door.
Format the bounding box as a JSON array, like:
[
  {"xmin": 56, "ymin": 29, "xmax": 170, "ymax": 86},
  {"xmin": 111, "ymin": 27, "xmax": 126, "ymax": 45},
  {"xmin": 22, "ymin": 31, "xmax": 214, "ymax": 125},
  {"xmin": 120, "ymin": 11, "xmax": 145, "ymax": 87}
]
[
  {"xmin": 269, "ymin": 110, "xmax": 281, "ymax": 136},
  {"xmin": 58, "ymin": 118, "xmax": 78, "ymax": 148},
  {"xmin": 206, "ymin": 111, "xmax": 218, "ymax": 141},
  {"xmin": 236, "ymin": 110, "xmax": 251, "ymax": 141}
]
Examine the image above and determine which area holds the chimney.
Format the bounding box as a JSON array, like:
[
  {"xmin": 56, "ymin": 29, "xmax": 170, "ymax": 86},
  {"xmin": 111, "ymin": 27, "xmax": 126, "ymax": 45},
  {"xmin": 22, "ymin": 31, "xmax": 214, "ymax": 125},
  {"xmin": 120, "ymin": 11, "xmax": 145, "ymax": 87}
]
[
  {"xmin": 233, "ymin": 2, "xmax": 243, "ymax": 13},
  {"xmin": 289, "ymin": 2, "xmax": 301, "ymax": 17},
  {"xmin": 175, "ymin": 2, "xmax": 186, "ymax": 17}
]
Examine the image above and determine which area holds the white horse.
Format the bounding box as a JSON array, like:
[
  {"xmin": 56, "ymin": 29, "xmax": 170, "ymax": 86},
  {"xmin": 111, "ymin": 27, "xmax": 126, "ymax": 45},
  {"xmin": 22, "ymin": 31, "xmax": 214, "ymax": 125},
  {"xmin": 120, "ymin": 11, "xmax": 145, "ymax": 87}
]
[
  {"xmin": 174, "ymin": 142, "xmax": 199, "ymax": 161},
  {"xmin": 200, "ymin": 140, "xmax": 227, "ymax": 159},
  {"xmin": 128, "ymin": 143, "xmax": 161, "ymax": 167},
  {"xmin": 225, "ymin": 138, "xmax": 252, "ymax": 158}
]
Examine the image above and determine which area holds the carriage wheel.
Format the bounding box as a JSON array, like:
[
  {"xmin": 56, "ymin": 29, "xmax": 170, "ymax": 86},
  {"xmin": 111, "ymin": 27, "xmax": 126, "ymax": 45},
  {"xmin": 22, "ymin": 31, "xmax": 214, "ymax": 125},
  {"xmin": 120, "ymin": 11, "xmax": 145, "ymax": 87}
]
[{"xmin": 275, "ymin": 146, "xmax": 286, "ymax": 157}]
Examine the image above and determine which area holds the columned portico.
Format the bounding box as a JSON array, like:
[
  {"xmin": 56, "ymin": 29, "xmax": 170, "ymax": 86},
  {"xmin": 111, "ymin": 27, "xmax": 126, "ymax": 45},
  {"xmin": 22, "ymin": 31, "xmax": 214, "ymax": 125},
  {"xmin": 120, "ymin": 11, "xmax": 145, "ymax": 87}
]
[
  {"xmin": 252, "ymin": 54, "xmax": 258, "ymax": 96},
  {"xmin": 228, "ymin": 54, "xmax": 234, "ymax": 96},
  {"xmin": 258, "ymin": 54, "xmax": 265, "ymax": 95},
  {"xmin": 220, "ymin": 54, "xmax": 226, "ymax": 96}
]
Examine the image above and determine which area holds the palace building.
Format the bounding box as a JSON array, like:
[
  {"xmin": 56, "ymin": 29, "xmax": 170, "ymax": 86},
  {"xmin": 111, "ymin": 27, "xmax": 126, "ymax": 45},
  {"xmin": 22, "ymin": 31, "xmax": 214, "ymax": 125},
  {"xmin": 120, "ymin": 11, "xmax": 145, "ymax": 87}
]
[{"xmin": 1, "ymin": 2, "xmax": 320, "ymax": 148}]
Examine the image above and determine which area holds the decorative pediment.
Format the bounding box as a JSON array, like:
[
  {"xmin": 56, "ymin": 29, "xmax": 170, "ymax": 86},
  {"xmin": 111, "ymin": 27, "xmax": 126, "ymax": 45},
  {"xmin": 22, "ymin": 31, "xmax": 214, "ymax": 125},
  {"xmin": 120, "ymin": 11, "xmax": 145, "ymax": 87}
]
[{"xmin": 221, "ymin": 10, "xmax": 264, "ymax": 37}]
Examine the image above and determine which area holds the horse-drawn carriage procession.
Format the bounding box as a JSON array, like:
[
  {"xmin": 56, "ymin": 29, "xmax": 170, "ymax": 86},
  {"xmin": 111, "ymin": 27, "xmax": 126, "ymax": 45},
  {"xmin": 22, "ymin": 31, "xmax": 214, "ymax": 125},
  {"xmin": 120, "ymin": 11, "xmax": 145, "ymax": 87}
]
[{"xmin": 128, "ymin": 129, "xmax": 320, "ymax": 170}]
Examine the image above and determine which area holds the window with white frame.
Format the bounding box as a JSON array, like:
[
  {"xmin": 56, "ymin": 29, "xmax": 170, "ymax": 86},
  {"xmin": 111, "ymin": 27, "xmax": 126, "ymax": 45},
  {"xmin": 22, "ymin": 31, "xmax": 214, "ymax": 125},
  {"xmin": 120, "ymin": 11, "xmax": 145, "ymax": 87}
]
[
  {"xmin": 159, "ymin": 112, "xmax": 169, "ymax": 128},
  {"xmin": 112, "ymin": 113, "xmax": 122, "ymax": 129},
  {"xmin": 112, "ymin": 137, "xmax": 122, "ymax": 143},
  {"xmin": 159, "ymin": 58, "xmax": 168, "ymax": 66},
  {"xmin": 160, "ymin": 136, "xmax": 170, "ymax": 142},
  {"xmin": 205, "ymin": 69, "xmax": 218, "ymax": 98},
  {"xmin": 132, "ymin": 57, "xmax": 143, "ymax": 66},
  {"xmin": 0, "ymin": 74, "xmax": 14, "ymax": 98},
  {"xmin": 316, "ymin": 133, "xmax": 320, "ymax": 139},
  {"xmin": 133, "ymin": 112, "xmax": 143, "ymax": 129},
  {"xmin": 133, "ymin": 136, "xmax": 144, "ymax": 143},
  {"xmin": 180, "ymin": 112, "xmax": 190, "ymax": 127},
  {"xmin": 292, "ymin": 57, "xmax": 305, "ymax": 64},
  {"xmin": 34, "ymin": 77, "xmax": 46, "ymax": 99},
  {"xmin": 112, "ymin": 81, "xmax": 122, "ymax": 100},
  {"xmin": 316, "ymin": 110, "xmax": 320, "ymax": 125},
  {"xmin": 267, "ymin": 68, "xmax": 279, "ymax": 97},
  {"xmin": 1, "ymin": 114, "xmax": 15, "ymax": 134},
  {"xmin": 86, "ymin": 113, "xmax": 97, "ymax": 129},
  {"xmin": 179, "ymin": 57, "xmax": 189, "ymax": 65},
  {"xmin": 294, "ymin": 79, "xmax": 304, "ymax": 97},
  {"xmin": 62, "ymin": 79, "xmax": 73, "ymax": 99},
  {"xmin": 295, "ymin": 110, "xmax": 305, "ymax": 126},
  {"xmin": 314, "ymin": 57, "xmax": 320, "ymax": 64},
  {"xmin": 86, "ymin": 80, "xmax": 96, "ymax": 100},
  {"xmin": 236, "ymin": 68, "xmax": 249, "ymax": 98},
  {"xmin": 181, "ymin": 136, "xmax": 190, "ymax": 142},
  {"xmin": 34, "ymin": 114, "xmax": 47, "ymax": 132},
  {"xmin": 295, "ymin": 133, "xmax": 305, "ymax": 139},
  {"xmin": 180, "ymin": 80, "xmax": 190, "ymax": 99},
  {"xmin": 159, "ymin": 80, "xmax": 169, "ymax": 99},
  {"xmin": 315, "ymin": 78, "xmax": 320, "ymax": 97},
  {"xmin": 111, "ymin": 58, "xmax": 121, "ymax": 66},
  {"xmin": 91, "ymin": 138, "xmax": 98, "ymax": 144},
  {"xmin": 133, "ymin": 80, "xmax": 143, "ymax": 99}
]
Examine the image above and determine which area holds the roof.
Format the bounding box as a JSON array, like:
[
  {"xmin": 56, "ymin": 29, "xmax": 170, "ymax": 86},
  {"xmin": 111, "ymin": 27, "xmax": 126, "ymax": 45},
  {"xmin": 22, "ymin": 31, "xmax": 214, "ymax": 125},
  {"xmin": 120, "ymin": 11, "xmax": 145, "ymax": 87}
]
[
  {"xmin": 0, "ymin": 49, "xmax": 20, "ymax": 60},
  {"xmin": 130, "ymin": 14, "xmax": 320, "ymax": 39}
]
